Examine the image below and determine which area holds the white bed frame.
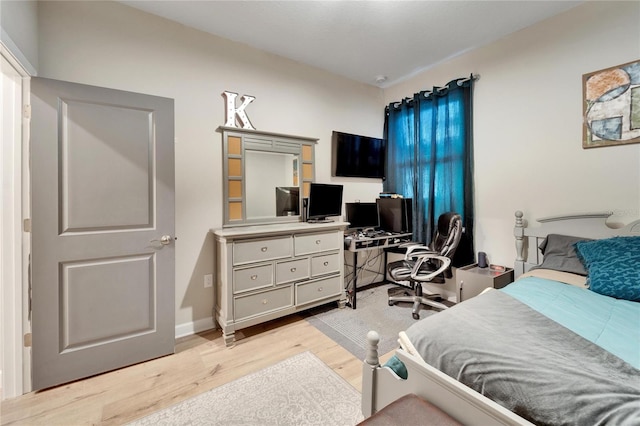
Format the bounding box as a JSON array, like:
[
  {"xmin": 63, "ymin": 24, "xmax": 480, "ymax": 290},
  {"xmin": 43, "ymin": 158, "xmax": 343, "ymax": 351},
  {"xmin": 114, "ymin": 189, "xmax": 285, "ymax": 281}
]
[{"xmin": 362, "ymin": 210, "xmax": 640, "ymax": 425}]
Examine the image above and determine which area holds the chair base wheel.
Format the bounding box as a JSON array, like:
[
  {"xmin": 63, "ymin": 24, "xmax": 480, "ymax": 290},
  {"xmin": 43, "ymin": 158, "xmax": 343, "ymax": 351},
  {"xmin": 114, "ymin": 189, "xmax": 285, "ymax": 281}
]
[
  {"xmin": 412, "ymin": 313, "xmax": 420, "ymax": 320},
  {"xmin": 389, "ymin": 301, "xmax": 396, "ymax": 306}
]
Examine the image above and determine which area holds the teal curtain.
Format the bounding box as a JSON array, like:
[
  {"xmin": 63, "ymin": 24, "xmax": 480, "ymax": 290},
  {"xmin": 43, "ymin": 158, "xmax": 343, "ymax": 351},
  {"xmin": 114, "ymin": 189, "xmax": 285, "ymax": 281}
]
[{"xmin": 384, "ymin": 77, "xmax": 474, "ymax": 266}]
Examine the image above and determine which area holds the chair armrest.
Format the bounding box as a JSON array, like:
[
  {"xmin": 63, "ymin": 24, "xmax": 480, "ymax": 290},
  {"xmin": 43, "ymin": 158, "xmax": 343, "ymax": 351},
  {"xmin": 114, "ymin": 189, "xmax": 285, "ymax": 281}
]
[
  {"xmin": 398, "ymin": 242, "xmax": 420, "ymax": 249},
  {"xmin": 404, "ymin": 245, "xmax": 435, "ymax": 259},
  {"xmin": 410, "ymin": 254, "xmax": 451, "ymax": 282}
]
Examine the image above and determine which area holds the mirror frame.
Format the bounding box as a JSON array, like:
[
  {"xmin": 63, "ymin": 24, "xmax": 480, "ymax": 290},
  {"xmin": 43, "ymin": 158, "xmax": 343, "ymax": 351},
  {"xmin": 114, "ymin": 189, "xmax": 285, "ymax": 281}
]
[{"xmin": 219, "ymin": 126, "xmax": 317, "ymax": 227}]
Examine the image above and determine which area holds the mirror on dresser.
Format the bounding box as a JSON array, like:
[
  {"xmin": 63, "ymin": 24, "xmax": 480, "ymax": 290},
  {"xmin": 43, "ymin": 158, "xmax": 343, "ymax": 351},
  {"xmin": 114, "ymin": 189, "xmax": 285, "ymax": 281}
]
[
  {"xmin": 245, "ymin": 150, "xmax": 298, "ymax": 219},
  {"xmin": 219, "ymin": 126, "xmax": 317, "ymax": 227}
]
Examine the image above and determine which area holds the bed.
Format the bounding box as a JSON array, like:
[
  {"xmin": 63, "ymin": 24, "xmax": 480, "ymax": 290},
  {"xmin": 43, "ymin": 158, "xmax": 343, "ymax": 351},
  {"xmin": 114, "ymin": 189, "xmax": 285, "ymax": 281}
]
[{"xmin": 362, "ymin": 211, "xmax": 640, "ymax": 425}]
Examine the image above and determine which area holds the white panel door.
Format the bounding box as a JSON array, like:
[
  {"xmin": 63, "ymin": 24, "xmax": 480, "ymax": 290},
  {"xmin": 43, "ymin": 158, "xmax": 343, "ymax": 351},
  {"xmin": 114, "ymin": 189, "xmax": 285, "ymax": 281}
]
[{"xmin": 30, "ymin": 77, "xmax": 175, "ymax": 391}]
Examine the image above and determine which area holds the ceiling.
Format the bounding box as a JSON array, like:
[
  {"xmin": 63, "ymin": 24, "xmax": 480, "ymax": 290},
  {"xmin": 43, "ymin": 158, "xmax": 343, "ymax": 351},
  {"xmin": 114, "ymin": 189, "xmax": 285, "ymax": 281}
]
[{"xmin": 119, "ymin": 0, "xmax": 583, "ymax": 87}]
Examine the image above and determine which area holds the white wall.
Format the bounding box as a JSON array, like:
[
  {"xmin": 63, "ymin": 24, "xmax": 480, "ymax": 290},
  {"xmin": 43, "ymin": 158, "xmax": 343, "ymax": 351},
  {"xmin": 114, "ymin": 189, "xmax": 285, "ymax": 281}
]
[
  {"xmin": 384, "ymin": 1, "xmax": 640, "ymax": 268},
  {"xmin": 36, "ymin": 0, "xmax": 385, "ymax": 332},
  {"xmin": 0, "ymin": 0, "xmax": 38, "ymax": 74}
]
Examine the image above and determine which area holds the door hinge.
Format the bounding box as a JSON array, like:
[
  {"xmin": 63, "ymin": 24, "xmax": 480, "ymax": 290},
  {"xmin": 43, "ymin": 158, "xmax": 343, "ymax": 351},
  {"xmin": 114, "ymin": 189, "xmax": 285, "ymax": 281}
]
[
  {"xmin": 23, "ymin": 218, "xmax": 31, "ymax": 232},
  {"xmin": 23, "ymin": 104, "xmax": 31, "ymax": 120},
  {"xmin": 24, "ymin": 333, "xmax": 32, "ymax": 347}
]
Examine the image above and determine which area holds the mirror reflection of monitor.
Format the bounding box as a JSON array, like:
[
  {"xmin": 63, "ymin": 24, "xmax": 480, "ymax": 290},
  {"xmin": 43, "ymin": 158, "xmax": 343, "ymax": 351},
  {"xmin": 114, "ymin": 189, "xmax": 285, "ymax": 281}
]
[
  {"xmin": 345, "ymin": 202, "xmax": 379, "ymax": 231},
  {"xmin": 307, "ymin": 183, "xmax": 343, "ymax": 222},
  {"xmin": 275, "ymin": 186, "xmax": 300, "ymax": 217}
]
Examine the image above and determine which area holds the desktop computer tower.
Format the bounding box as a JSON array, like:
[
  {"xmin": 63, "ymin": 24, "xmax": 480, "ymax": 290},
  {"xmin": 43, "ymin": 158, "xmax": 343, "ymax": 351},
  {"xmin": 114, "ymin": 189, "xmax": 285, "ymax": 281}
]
[{"xmin": 376, "ymin": 198, "xmax": 412, "ymax": 233}]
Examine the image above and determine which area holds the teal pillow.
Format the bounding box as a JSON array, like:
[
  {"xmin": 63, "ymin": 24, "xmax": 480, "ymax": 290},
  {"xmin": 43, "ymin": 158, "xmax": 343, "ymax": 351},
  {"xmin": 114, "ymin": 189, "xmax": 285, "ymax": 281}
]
[
  {"xmin": 383, "ymin": 355, "xmax": 408, "ymax": 379},
  {"xmin": 575, "ymin": 236, "xmax": 640, "ymax": 302}
]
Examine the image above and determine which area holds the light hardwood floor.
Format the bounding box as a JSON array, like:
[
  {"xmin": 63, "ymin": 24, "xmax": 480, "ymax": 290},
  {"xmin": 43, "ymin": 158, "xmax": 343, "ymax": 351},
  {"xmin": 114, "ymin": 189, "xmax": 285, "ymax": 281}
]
[{"xmin": 1, "ymin": 313, "xmax": 394, "ymax": 425}]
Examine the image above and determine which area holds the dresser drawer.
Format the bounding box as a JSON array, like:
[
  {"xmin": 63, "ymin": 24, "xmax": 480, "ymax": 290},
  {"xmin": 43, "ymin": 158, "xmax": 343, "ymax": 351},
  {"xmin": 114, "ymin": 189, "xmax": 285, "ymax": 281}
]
[
  {"xmin": 233, "ymin": 236, "xmax": 292, "ymax": 265},
  {"xmin": 310, "ymin": 253, "xmax": 340, "ymax": 277},
  {"xmin": 296, "ymin": 276, "xmax": 342, "ymax": 305},
  {"xmin": 233, "ymin": 264, "xmax": 273, "ymax": 294},
  {"xmin": 294, "ymin": 231, "xmax": 342, "ymax": 256},
  {"xmin": 234, "ymin": 286, "xmax": 293, "ymax": 321},
  {"xmin": 276, "ymin": 258, "xmax": 309, "ymax": 284}
]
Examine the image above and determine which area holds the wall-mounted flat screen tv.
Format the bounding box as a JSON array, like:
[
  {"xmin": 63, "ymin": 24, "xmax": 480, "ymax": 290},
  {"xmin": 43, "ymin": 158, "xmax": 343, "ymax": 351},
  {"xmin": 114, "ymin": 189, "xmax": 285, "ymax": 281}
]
[{"xmin": 331, "ymin": 131, "xmax": 386, "ymax": 179}]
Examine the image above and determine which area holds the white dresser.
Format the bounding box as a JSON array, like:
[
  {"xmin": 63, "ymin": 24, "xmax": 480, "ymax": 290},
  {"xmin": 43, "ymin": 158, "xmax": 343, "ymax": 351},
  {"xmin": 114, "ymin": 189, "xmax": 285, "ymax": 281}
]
[{"xmin": 212, "ymin": 221, "xmax": 348, "ymax": 346}]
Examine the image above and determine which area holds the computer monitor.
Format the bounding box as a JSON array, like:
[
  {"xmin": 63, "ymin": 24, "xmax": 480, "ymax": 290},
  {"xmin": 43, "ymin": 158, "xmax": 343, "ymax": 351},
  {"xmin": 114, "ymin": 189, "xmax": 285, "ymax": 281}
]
[
  {"xmin": 307, "ymin": 183, "xmax": 343, "ymax": 222},
  {"xmin": 275, "ymin": 186, "xmax": 300, "ymax": 216},
  {"xmin": 377, "ymin": 197, "xmax": 413, "ymax": 233},
  {"xmin": 345, "ymin": 202, "xmax": 379, "ymax": 231}
]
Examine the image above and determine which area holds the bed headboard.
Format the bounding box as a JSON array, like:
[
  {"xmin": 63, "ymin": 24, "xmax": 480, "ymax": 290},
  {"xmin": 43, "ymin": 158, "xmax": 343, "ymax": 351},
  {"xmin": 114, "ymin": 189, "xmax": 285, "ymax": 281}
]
[{"xmin": 513, "ymin": 210, "xmax": 640, "ymax": 277}]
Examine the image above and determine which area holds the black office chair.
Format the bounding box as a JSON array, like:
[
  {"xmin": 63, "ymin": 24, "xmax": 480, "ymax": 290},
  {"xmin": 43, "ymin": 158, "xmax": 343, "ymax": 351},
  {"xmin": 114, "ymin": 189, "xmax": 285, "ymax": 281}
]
[{"xmin": 387, "ymin": 212, "xmax": 463, "ymax": 319}]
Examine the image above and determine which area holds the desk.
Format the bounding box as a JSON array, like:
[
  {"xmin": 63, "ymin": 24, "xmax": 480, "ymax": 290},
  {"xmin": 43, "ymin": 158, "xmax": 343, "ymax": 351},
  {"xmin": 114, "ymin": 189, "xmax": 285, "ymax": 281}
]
[{"xmin": 344, "ymin": 232, "xmax": 413, "ymax": 308}]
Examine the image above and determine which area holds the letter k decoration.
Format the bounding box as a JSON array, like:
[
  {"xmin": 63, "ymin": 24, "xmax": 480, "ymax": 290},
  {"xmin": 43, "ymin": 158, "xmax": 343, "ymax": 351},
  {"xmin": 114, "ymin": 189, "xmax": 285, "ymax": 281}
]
[{"xmin": 222, "ymin": 91, "xmax": 256, "ymax": 130}]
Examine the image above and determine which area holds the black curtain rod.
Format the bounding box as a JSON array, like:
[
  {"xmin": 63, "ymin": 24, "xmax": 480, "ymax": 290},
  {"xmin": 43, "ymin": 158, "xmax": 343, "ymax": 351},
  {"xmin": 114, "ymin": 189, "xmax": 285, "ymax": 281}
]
[
  {"xmin": 419, "ymin": 73, "xmax": 479, "ymax": 93},
  {"xmin": 387, "ymin": 73, "xmax": 479, "ymax": 111},
  {"xmin": 456, "ymin": 73, "xmax": 480, "ymax": 85}
]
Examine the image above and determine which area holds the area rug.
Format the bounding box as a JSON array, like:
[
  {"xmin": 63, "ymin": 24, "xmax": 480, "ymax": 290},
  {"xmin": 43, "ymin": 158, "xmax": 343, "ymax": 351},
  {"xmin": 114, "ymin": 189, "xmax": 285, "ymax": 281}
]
[
  {"xmin": 128, "ymin": 351, "xmax": 363, "ymax": 426},
  {"xmin": 304, "ymin": 283, "xmax": 438, "ymax": 360}
]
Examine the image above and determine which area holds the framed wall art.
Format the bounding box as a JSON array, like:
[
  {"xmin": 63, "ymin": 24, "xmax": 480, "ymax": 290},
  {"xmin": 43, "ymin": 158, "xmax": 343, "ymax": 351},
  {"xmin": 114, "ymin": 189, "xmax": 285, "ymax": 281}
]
[{"xmin": 582, "ymin": 59, "xmax": 640, "ymax": 148}]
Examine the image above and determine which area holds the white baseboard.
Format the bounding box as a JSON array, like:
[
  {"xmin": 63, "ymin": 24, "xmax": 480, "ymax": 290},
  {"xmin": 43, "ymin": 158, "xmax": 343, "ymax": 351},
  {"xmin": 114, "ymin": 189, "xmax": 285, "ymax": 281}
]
[{"xmin": 175, "ymin": 317, "xmax": 216, "ymax": 339}]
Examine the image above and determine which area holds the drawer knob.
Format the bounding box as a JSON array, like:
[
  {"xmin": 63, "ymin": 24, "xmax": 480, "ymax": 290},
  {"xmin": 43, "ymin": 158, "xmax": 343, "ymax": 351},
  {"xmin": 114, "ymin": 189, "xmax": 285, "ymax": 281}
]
[
  {"xmin": 262, "ymin": 299, "xmax": 268, "ymax": 305},
  {"xmin": 315, "ymin": 240, "xmax": 321, "ymax": 245},
  {"xmin": 261, "ymin": 247, "xmax": 268, "ymax": 252},
  {"xmin": 323, "ymin": 261, "xmax": 329, "ymax": 266},
  {"xmin": 290, "ymin": 267, "xmax": 296, "ymax": 272},
  {"xmin": 251, "ymin": 275, "xmax": 258, "ymax": 280},
  {"xmin": 317, "ymin": 287, "xmax": 323, "ymax": 292}
]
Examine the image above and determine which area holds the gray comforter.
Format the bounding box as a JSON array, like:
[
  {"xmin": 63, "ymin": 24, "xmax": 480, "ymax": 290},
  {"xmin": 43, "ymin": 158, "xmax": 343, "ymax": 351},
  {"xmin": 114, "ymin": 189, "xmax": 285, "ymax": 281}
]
[{"xmin": 404, "ymin": 290, "xmax": 640, "ymax": 426}]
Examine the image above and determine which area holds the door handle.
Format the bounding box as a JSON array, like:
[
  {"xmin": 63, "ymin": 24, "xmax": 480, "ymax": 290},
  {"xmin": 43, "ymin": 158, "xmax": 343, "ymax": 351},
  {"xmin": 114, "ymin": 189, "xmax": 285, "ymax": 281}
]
[{"xmin": 150, "ymin": 235, "xmax": 173, "ymax": 245}]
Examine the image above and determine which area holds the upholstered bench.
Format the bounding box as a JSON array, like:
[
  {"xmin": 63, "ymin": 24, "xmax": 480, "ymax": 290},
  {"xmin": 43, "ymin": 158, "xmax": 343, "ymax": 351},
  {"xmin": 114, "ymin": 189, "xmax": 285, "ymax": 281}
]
[{"xmin": 358, "ymin": 393, "xmax": 462, "ymax": 426}]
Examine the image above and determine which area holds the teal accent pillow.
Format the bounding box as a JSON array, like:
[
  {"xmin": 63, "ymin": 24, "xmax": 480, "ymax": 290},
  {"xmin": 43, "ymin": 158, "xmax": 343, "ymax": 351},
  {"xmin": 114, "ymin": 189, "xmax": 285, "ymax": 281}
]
[
  {"xmin": 383, "ymin": 355, "xmax": 408, "ymax": 379},
  {"xmin": 575, "ymin": 236, "xmax": 640, "ymax": 302}
]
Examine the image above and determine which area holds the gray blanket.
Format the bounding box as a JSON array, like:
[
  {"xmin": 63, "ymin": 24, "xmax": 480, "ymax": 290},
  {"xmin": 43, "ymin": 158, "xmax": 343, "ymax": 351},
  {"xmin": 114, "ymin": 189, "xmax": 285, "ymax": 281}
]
[{"xmin": 405, "ymin": 290, "xmax": 640, "ymax": 426}]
